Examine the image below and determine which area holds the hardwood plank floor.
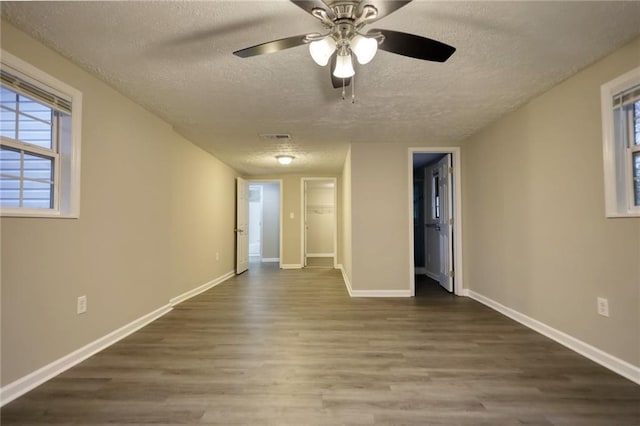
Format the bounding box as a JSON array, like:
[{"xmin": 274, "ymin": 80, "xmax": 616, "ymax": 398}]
[
  {"xmin": 304, "ymin": 257, "xmax": 334, "ymax": 268},
  {"xmin": 2, "ymin": 264, "xmax": 639, "ymax": 425}
]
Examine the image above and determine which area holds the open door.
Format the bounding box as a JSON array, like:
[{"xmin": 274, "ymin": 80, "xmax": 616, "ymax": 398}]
[
  {"xmin": 235, "ymin": 177, "xmax": 249, "ymax": 274},
  {"xmin": 436, "ymin": 155, "xmax": 454, "ymax": 292}
]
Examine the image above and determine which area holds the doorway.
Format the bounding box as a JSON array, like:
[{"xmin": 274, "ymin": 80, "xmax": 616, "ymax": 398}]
[
  {"xmin": 409, "ymin": 148, "xmax": 463, "ymax": 297},
  {"xmin": 301, "ymin": 178, "xmax": 337, "ymax": 268},
  {"xmin": 245, "ymin": 180, "xmax": 282, "ymax": 269}
]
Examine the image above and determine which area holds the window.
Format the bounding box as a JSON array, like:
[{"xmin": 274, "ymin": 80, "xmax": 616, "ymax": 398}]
[
  {"xmin": 0, "ymin": 51, "xmax": 81, "ymax": 217},
  {"xmin": 432, "ymin": 171, "xmax": 440, "ymax": 219},
  {"xmin": 601, "ymin": 65, "xmax": 640, "ymax": 217}
]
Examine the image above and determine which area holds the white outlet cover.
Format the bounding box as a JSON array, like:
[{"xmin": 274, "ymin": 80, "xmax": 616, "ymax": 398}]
[
  {"xmin": 597, "ymin": 297, "xmax": 609, "ymax": 317},
  {"xmin": 77, "ymin": 295, "xmax": 87, "ymax": 314}
]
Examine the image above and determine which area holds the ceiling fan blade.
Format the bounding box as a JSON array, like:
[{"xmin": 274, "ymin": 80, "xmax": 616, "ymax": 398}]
[
  {"xmin": 359, "ymin": 1, "xmax": 412, "ymax": 23},
  {"xmin": 330, "ymin": 55, "xmax": 351, "ymax": 89},
  {"xmin": 290, "ymin": 0, "xmax": 335, "ymax": 20},
  {"xmin": 233, "ymin": 34, "xmax": 309, "ymax": 58},
  {"xmin": 370, "ymin": 29, "xmax": 456, "ymax": 62}
]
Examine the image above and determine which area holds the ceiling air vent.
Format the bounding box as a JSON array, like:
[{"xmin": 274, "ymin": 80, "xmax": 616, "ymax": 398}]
[{"xmin": 259, "ymin": 133, "xmax": 291, "ymax": 141}]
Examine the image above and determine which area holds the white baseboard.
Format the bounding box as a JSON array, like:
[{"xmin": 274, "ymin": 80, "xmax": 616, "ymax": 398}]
[
  {"xmin": 338, "ymin": 266, "xmax": 410, "ymax": 297},
  {"xmin": 0, "ymin": 304, "xmax": 172, "ymax": 407},
  {"xmin": 466, "ymin": 290, "xmax": 640, "ymax": 385},
  {"xmin": 170, "ymin": 270, "xmax": 235, "ymax": 307},
  {"xmin": 281, "ymin": 264, "xmax": 302, "ymax": 269},
  {"xmin": 339, "ymin": 265, "xmax": 353, "ymax": 296},
  {"xmin": 306, "ymin": 253, "xmax": 334, "ymax": 258},
  {"xmin": 350, "ymin": 289, "xmax": 412, "ymax": 297},
  {"xmin": 261, "ymin": 258, "xmax": 280, "ymax": 263}
]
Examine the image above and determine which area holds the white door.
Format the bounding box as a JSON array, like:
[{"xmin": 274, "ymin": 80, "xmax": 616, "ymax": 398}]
[
  {"xmin": 437, "ymin": 155, "xmax": 454, "ymax": 292},
  {"xmin": 235, "ymin": 177, "xmax": 249, "ymax": 274}
]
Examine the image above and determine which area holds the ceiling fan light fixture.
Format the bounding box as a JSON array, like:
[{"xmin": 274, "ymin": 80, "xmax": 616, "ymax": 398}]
[
  {"xmin": 333, "ymin": 52, "xmax": 355, "ymax": 78},
  {"xmin": 276, "ymin": 155, "xmax": 294, "ymax": 165},
  {"xmin": 309, "ymin": 37, "xmax": 336, "ymax": 66},
  {"xmin": 350, "ymin": 34, "xmax": 377, "ymax": 64}
]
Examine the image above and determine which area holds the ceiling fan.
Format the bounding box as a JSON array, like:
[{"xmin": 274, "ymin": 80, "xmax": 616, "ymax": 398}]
[{"xmin": 233, "ymin": 0, "xmax": 456, "ymax": 93}]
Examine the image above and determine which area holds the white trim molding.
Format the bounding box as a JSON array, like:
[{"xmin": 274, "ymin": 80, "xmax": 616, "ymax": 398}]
[
  {"xmin": 261, "ymin": 258, "xmax": 280, "ymax": 263},
  {"xmin": 306, "ymin": 253, "xmax": 335, "ymax": 258},
  {"xmin": 300, "ymin": 177, "xmax": 338, "ymax": 269},
  {"xmin": 339, "ymin": 264, "xmax": 353, "ymax": 295},
  {"xmin": 339, "ymin": 265, "xmax": 410, "ymax": 297},
  {"xmin": 0, "ymin": 304, "xmax": 172, "ymax": 406},
  {"xmin": 0, "ymin": 50, "xmax": 82, "ymax": 219},
  {"xmin": 281, "ymin": 264, "xmax": 303, "ymax": 269},
  {"xmin": 600, "ymin": 65, "xmax": 640, "ymax": 218},
  {"xmin": 350, "ymin": 289, "xmax": 412, "ymax": 298},
  {"xmin": 467, "ymin": 290, "xmax": 640, "ymax": 385},
  {"xmin": 169, "ymin": 270, "xmax": 235, "ymax": 307},
  {"xmin": 247, "ymin": 179, "xmax": 284, "ymax": 269},
  {"xmin": 407, "ymin": 147, "xmax": 464, "ymax": 297}
]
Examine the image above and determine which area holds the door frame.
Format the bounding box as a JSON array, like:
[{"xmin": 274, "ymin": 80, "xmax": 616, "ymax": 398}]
[
  {"xmin": 408, "ymin": 147, "xmax": 464, "ymax": 296},
  {"xmin": 301, "ymin": 177, "xmax": 338, "ymax": 268},
  {"xmin": 248, "ymin": 179, "xmax": 283, "ymax": 269}
]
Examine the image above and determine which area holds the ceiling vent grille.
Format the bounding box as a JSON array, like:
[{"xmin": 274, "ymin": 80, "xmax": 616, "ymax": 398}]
[{"xmin": 259, "ymin": 133, "xmax": 291, "ymax": 141}]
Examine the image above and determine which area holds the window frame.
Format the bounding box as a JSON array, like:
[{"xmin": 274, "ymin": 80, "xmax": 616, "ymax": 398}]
[
  {"xmin": 432, "ymin": 170, "xmax": 440, "ymax": 220},
  {"xmin": 601, "ymin": 65, "xmax": 640, "ymax": 218},
  {"xmin": 0, "ymin": 50, "xmax": 82, "ymax": 218}
]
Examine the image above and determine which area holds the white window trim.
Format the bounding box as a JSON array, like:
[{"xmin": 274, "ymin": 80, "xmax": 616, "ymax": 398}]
[
  {"xmin": 0, "ymin": 50, "xmax": 82, "ymax": 218},
  {"xmin": 601, "ymin": 65, "xmax": 640, "ymax": 218}
]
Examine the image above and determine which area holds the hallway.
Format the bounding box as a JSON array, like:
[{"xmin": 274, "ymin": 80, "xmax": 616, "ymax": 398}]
[{"xmin": 2, "ymin": 264, "xmax": 639, "ymax": 425}]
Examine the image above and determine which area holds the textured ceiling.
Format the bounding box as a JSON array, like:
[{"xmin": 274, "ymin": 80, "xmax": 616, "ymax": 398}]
[{"xmin": 2, "ymin": 1, "xmax": 640, "ymax": 176}]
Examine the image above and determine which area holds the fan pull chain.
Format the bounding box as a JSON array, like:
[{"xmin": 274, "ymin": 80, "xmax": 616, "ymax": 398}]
[
  {"xmin": 352, "ymin": 74, "xmax": 356, "ymax": 104},
  {"xmin": 342, "ymin": 78, "xmax": 346, "ymax": 100}
]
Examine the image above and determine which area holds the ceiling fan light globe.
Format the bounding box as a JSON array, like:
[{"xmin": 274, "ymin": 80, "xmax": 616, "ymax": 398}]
[
  {"xmin": 309, "ymin": 37, "xmax": 336, "ymax": 66},
  {"xmin": 350, "ymin": 34, "xmax": 377, "ymax": 64},
  {"xmin": 333, "ymin": 53, "xmax": 355, "ymax": 78}
]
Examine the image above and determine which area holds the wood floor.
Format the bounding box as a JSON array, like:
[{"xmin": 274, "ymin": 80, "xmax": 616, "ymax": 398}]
[
  {"xmin": 304, "ymin": 257, "xmax": 335, "ymax": 268},
  {"xmin": 2, "ymin": 264, "xmax": 639, "ymax": 425}
]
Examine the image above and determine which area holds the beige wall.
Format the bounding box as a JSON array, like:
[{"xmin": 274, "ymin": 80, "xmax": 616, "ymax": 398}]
[
  {"xmin": 170, "ymin": 139, "xmax": 237, "ymax": 297},
  {"xmin": 350, "ymin": 142, "xmax": 456, "ymax": 291},
  {"xmin": 462, "ymin": 37, "xmax": 640, "ymax": 366},
  {"xmin": 1, "ymin": 22, "xmax": 238, "ymax": 385},
  {"xmin": 351, "ymin": 143, "xmax": 410, "ymax": 291}
]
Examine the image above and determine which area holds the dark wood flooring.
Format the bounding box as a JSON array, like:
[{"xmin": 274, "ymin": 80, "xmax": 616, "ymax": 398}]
[{"xmin": 2, "ymin": 263, "xmax": 639, "ymax": 425}]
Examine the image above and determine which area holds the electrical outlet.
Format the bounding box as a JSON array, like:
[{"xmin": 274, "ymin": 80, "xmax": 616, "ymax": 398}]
[
  {"xmin": 77, "ymin": 295, "xmax": 87, "ymax": 314},
  {"xmin": 597, "ymin": 297, "xmax": 609, "ymax": 317},
  {"xmin": 216, "ymin": 252, "xmax": 220, "ymax": 261}
]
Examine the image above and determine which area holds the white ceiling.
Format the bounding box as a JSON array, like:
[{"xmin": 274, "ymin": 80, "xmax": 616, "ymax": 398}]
[{"xmin": 2, "ymin": 1, "xmax": 640, "ymax": 176}]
